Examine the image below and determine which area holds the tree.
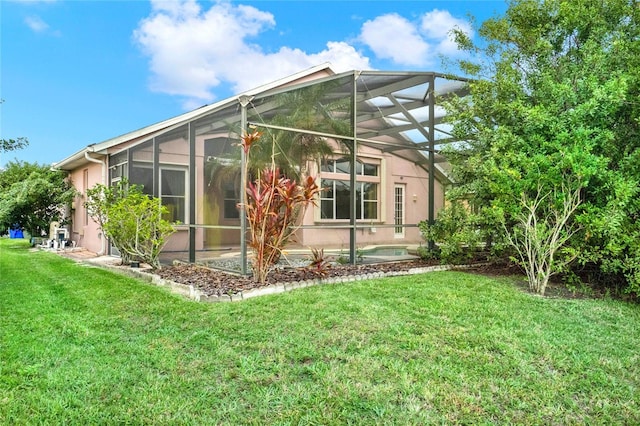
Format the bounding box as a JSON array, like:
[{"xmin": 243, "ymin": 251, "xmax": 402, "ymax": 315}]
[
  {"xmin": 0, "ymin": 100, "xmax": 29, "ymax": 153},
  {"xmin": 504, "ymin": 181, "xmax": 582, "ymax": 295},
  {"xmin": 0, "ymin": 161, "xmax": 76, "ymax": 237},
  {"xmin": 444, "ymin": 0, "xmax": 640, "ymax": 294},
  {"xmin": 205, "ymin": 80, "xmax": 350, "ymax": 196},
  {"xmin": 85, "ymin": 181, "xmax": 175, "ymax": 268},
  {"xmin": 0, "ymin": 138, "xmax": 29, "ymax": 153}
]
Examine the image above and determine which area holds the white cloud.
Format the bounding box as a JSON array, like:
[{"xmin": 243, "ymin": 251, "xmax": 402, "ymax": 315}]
[
  {"xmin": 134, "ymin": 0, "xmax": 370, "ymax": 109},
  {"xmin": 24, "ymin": 15, "xmax": 49, "ymax": 32},
  {"xmin": 359, "ymin": 14, "xmax": 430, "ymax": 67},
  {"xmin": 421, "ymin": 9, "xmax": 474, "ymax": 56},
  {"xmin": 358, "ymin": 10, "xmax": 473, "ymax": 67}
]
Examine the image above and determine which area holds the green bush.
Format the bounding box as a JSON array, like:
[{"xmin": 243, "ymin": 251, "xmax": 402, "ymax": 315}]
[
  {"xmin": 419, "ymin": 201, "xmax": 505, "ymax": 264},
  {"xmin": 85, "ymin": 181, "xmax": 174, "ymax": 268}
]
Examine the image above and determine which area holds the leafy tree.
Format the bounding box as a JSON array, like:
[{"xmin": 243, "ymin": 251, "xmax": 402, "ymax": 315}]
[
  {"xmin": 0, "ymin": 137, "xmax": 28, "ymax": 153},
  {"xmin": 0, "ymin": 100, "xmax": 29, "ymax": 152},
  {"xmin": 444, "ymin": 0, "xmax": 640, "ymax": 294},
  {"xmin": 85, "ymin": 181, "xmax": 175, "ymax": 268},
  {"xmin": 205, "ymin": 80, "xmax": 350, "ymax": 196},
  {"xmin": 0, "ymin": 161, "xmax": 76, "ymax": 237}
]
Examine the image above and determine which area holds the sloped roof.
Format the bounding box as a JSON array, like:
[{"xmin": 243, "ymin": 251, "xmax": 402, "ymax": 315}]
[
  {"xmin": 54, "ymin": 65, "xmax": 469, "ymax": 182},
  {"xmin": 53, "ymin": 63, "xmax": 336, "ymax": 170}
]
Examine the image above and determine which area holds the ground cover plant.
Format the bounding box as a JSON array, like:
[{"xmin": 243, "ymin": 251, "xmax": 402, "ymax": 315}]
[{"xmin": 1, "ymin": 238, "xmax": 639, "ymax": 424}]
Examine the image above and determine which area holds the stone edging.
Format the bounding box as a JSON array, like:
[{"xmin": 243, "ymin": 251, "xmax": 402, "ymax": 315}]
[{"xmin": 82, "ymin": 261, "xmax": 481, "ymax": 303}]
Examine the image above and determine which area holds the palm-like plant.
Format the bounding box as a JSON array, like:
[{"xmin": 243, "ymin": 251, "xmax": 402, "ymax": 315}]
[{"xmin": 205, "ymin": 81, "xmax": 352, "ymax": 216}]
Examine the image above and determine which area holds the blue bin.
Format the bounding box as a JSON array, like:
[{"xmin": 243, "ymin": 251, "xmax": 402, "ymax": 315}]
[{"xmin": 9, "ymin": 229, "xmax": 24, "ymax": 239}]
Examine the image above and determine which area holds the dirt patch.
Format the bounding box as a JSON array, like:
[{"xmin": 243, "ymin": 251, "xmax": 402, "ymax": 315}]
[{"xmin": 464, "ymin": 263, "xmax": 606, "ymax": 300}]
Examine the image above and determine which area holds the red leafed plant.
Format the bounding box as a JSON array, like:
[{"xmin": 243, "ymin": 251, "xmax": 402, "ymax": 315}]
[
  {"xmin": 305, "ymin": 247, "xmax": 332, "ymax": 279},
  {"xmin": 240, "ymin": 130, "xmax": 321, "ymax": 284}
]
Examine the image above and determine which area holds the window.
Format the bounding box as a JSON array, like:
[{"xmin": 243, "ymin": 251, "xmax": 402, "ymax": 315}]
[
  {"xmin": 109, "ymin": 151, "xmax": 128, "ymax": 184},
  {"xmin": 223, "ymin": 182, "xmax": 240, "ymax": 219},
  {"xmin": 320, "ymin": 157, "xmax": 380, "ymax": 220},
  {"xmin": 394, "ymin": 185, "xmax": 405, "ymax": 237},
  {"xmin": 160, "ymin": 167, "xmax": 187, "ymax": 223},
  {"xmin": 130, "ymin": 162, "xmax": 153, "ymax": 196},
  {"xmin": 321, "ymin": 158, "xmax": 379, "ymax": 176}
]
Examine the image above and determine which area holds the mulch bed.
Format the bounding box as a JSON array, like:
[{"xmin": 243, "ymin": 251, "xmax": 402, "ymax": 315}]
[
  {"xmin": 154, "ymin": 259, "xmax": 444, "ymax": 297},
  {"xmin": 153, "ymin": 259, "xmax": 614, "ymax": 300}
]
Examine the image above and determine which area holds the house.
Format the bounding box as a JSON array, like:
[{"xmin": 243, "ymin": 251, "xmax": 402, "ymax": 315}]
[{"xmin": 53, "ymin": 63, "xmax": 468, "ymax": 270}]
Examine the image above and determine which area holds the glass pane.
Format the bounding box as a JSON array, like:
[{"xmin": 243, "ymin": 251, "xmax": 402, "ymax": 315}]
[
  {"xmin": 364, "ymin": 201, "xmax": 378, "ymax": 220},
  {"xmin": 161, "ymin": 169, "xmax": 185, "ymax": 196},
  {"xmin": 363, "ymin": 182, "xmax": 377, "ymax": 201},
  {"xmin": 320, "ymin": 200, "xmax": 333, "ymax": 219},
  {"xmin": 130, "ymin": 163, "xmax": 153, "ymax": 195},
  {"xmin": 130, "ymin": 140, "xmax": 154, "ymax": 195},
  {"xmin": 320, "ymin": 159, "xmax": 334, "ymax": 173},
  {"xmin": 335, "ymin": 158, "xmax": 350, "ymax": 174},
  {"xmin": 363, "ymin": 163, "xmax": 378, "ymax": 176},
  {"xmin": 223, "ymin": 183, "xmax": 240, "ymax": 219},
  {"xmin": 335, "ymin": 180, "xmax": 350, "ymax": 219},
  {"xmin": 162, "ymin": 196, "xmax": 185, "ymax": 223},
  {"xmin": 223, "ymin": 200, "xmax": 240, "ymax": 219},
  {"xmin": 355, "ymin": 161, "xmax": 363, "ymax": 175},
  {"xmin": 321, "ymin": 179, "xmax": 334, "ymax": 199}
]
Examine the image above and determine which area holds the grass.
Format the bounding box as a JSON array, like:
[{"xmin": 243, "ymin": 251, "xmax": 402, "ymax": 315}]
[{"xmin": 1, "ymin": 238, "xmax": 639, "ymax": 424}]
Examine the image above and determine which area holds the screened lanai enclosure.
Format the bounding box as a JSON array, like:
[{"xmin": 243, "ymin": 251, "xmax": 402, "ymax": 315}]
[{"xmin": 107, "ymin": 70, "xmax": 468, "ymax": 273}]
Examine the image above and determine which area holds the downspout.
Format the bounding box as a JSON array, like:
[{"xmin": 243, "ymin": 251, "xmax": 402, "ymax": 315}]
[{"xmin": 84, "ymin": 150, "xmax": 107, "ymax": 255}]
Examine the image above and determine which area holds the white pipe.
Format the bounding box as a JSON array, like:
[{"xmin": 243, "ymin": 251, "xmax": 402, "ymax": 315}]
[{"xmin": 84, "ymin": 151, "xmax": 107, "ymax": 255}]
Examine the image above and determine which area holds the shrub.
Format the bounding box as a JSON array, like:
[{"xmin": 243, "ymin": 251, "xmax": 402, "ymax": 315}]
[
  {"xmin": 418, "ymin": 201, "xmax": 502, "ymax": 264},
  {"xmin": 86, "ymin": 181, "xmax": 174, "ymax": 268},
  {"xmin": 240, "ymin": 131, "xmax": 321, "ymax": 284}
]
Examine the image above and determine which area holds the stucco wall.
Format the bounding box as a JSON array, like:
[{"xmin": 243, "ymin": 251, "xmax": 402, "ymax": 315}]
[
  {"xmin": 295, "ymin": 144, "xmax": 444, "ymax": 249},
  {"xmin": 67, "ymin": 160, "xmax": 105, "ymax": 254}
]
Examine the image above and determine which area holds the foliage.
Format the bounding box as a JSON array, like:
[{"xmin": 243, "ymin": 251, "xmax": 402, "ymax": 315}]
[
  {"xmin": 205, "ymin": 81, "xmax": 349, "ymax": 197},
  {"xmin": 0, "ymin": 160, "xmax": 75, "ymax": 236},
  {"xmin": 445, "ymin": 0, "xmax": 640, "ymax": 294},
  {"xmin": 85, "ymin": 180, "xmax": 174, "ymax": 267},
  {"xmin": 241, "ymin": 130, "xmax": 321, "ymax": 284},
  {"xmin": 0, "ymin": 137, "xmax": 28, "ymax": 153},
  {"xmin": 504, "ymin": 182, "xmax": 582, "ymax": 295},
  {"xmin": 256, "ymin": 80, "xmax": 352, "ymax": 179},
  {"xmin": 3, "ymin": 238, "xmax": 640, "ymax": 424},
  {"xmin": 0, "ymin": 100, "xmax": 29, "ymax": 152},
  {"xmin": 418, "ymin": 200, "xmax": 505, "ymax": 264},
  {"xmin": 304, "ymin": 247, "xmax": 332, "ymax": 278}
]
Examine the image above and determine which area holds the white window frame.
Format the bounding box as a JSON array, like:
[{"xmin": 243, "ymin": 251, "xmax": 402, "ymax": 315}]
[
  {"xmin": 318, "ymin": 157, "xmax": 381, "ymax": 221},
  {"xmin": 159, "ymin": 166, "xmax": 188, "ymax": 224},
  {"xmin": 394, "ymin": 184, "xmax": 405, "ymax": 238}
]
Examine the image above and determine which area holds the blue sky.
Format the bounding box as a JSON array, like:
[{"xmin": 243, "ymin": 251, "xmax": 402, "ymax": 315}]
[{"xmin": 1, "ymin": 0, "xmax": 507, "ymax": 167}]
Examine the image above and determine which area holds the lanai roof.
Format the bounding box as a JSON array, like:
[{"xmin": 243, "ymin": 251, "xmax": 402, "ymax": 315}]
[{"xmin": 54, "ymin": 63, "xmax": 469, "ymax": 181}]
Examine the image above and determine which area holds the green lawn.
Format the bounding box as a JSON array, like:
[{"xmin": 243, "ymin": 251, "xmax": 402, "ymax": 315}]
[{"xmin": 1, "ymin": 238, "xmax": 639, "ymax": 424}]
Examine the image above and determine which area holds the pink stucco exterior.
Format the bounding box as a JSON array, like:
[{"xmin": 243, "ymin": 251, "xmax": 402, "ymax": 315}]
[
  {"xmin": 62, "ymin": 141, "xmax": 443, "ymax": 257},
  {"xmin": 66, "ymin": 160, "xmax": 105, "ymax": 254},
  {"xmin": 55, "ymin": 66, "xmax": 457, "ymax": 261},
  {"xmin": 294, "ymin": 144, "xmax": 444, "ymax": 250}
]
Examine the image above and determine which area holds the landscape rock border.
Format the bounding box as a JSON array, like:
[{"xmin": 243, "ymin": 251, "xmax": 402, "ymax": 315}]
[{"xmin": 80, "ymin": 257, "xmax": 480, "ymax": 303}]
